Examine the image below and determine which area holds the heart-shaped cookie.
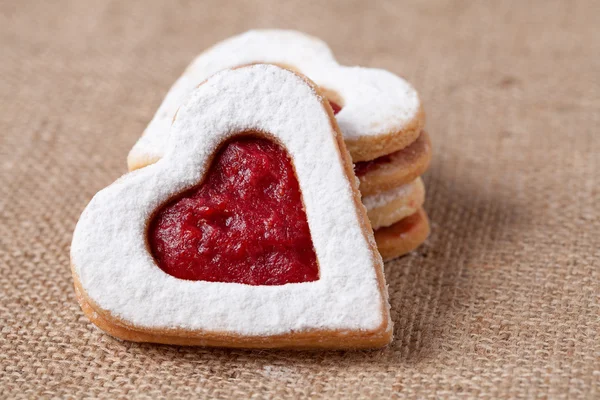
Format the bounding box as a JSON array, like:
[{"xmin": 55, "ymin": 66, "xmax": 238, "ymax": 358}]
[
  {"xmin": 71, "ymin": 65, "xmax": 392, "ymax": 348},
  {"xmin": 127, "ymin": 29, "xmax": 424, "ymax": 171}
]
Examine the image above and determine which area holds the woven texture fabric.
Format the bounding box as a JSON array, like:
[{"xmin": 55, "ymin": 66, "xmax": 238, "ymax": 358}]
[{"xmin": 1, "ymin": 1, "xmax": 598, "ymax": 398}]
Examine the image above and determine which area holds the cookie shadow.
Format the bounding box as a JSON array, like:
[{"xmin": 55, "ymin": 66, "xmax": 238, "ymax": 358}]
[{"xmin": 382, "ymin": 161, "xmax": 534, "ymax": 363}]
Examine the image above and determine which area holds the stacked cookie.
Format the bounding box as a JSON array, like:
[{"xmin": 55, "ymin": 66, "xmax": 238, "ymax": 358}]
[
  {"xmin": 128, "ymin": 30, "xmax": 431, "ymax": 261},
  {"xmin": 356, "ymin": 132, "xmax": 431, "ymax": 260}
]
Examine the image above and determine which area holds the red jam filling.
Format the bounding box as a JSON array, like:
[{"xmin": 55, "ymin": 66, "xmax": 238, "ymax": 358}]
[
  {"xmin": 354, "ymin": 132, "xmax": 427, "ymax": 176},
  {"xmin": 148, "ymin": 137, "xmax": 319, "ymax": 285},
  {"xmin": 354, "ymin": 154, "xmax": 393, "ymax": 176},
  {"xmin": 381, "ymin": 211, "xmax": 421, "ymax": 236},
  {"xmin": 329, "ymin": 100, "xmax": 342, "ymax": 115}
]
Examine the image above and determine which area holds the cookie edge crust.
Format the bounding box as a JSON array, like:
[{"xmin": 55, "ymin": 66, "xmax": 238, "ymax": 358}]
[
  {"xmin": 72, "ymin": 271, "xmax": 392, "ymax": 349},
  {"xmin": 344, "ymin": 105, "xmax": 425, "ymax": 163},
  {"xmin": 367, "ymin": 178, "xmax": 426, "ymax": 230},
  {"xmin": 358, "ymin": 130, "xmax": 432, "ymax": 196},
  {"xmin": 374, "ymin": 208, "xmax": 430, "ymax": 262}
]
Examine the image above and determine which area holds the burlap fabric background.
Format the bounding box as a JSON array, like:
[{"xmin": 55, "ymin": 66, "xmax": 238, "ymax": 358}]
[{"xmin": 1, "ymin": 0, "xmax": 598, "ymax": 398}]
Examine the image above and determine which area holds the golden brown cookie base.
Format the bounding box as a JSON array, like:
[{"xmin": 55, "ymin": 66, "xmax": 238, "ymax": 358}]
[
  {"xmin": 366, "ymin": 178, "xmax": 425, "ymax": 230},
  {"xmin": 345, "ymin": 105, "xmax": 425, "ymax": 162},
  {"xmin": 357, "ymin": 131, "xmax": 432, "ymax": 196},
  {"xmin": 73, "ymin": 274, "xmax": 392, "ymax": 349},
  {"xmin": 374, "ymin": 208, "xmax": 430, "ymax": 261}
]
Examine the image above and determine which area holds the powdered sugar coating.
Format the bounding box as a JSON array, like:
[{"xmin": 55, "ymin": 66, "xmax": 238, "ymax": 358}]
[
  {"xmin": 128, "ymin": 29, "xmax": 420, "ymax": 168},
  {"xmin": 72, "ymin": 65, "xmax": 389, "ymax": 336},
  {"xmin": 362, "ymin": 178, "xmax": 424, "ymax": 211}
]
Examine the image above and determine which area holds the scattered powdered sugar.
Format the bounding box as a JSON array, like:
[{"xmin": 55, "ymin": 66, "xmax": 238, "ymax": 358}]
[
  {"xmin": 362, "ymin": 178, "xmax": 424, "ymax": 211},
  {"xmin": 128, "ymin": 29, "xmax": 421, "ymax": 169},
  {"xmin": 72, "ymin": 65, "xmax": 389, "ymax": 336}
]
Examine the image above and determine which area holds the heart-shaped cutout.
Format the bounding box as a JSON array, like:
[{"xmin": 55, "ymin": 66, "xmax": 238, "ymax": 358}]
[{"xmin": 149, "ymin": 136, "xmax": 319, "ymax": 285}]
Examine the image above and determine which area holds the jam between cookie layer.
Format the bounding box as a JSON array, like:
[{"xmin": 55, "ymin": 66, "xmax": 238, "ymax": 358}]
[
  {"xmin": 374, "ymin": 208, "xmax": 430, "ymax": 261},
  {"xmin": 149, "ymin": 137, "xmax": 319, "ymax": 285},
  {"xmin": 329, "ymin": 100, "xmax": 342, "ymax": 115},
  {"xmin": 354, "ymin": 131, "xmax": 429, "ymax": 176}
]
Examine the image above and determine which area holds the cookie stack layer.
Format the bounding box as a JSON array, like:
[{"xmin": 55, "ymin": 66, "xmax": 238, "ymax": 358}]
[
  {"xmin": 355, "ymin": 130, "xmax": 431, "ymax": 260},
  {"xmin": 128, "ymin": 30, "xmax": 431, "ymax": 261}
]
